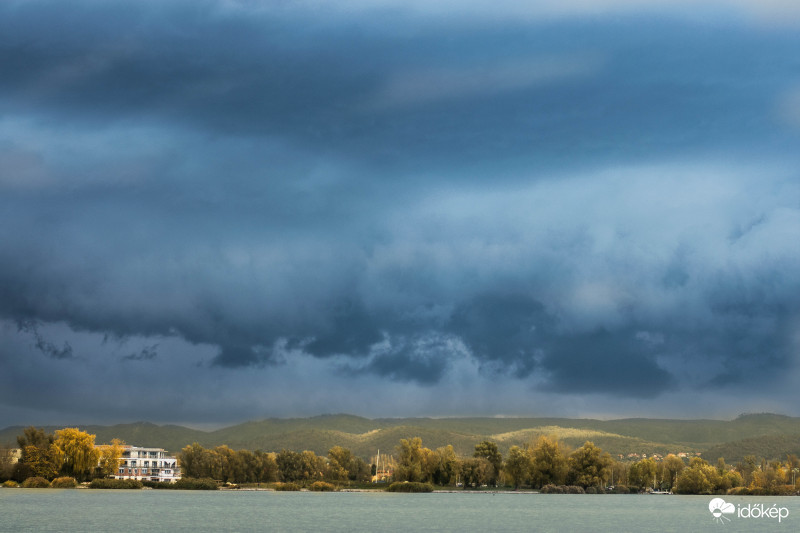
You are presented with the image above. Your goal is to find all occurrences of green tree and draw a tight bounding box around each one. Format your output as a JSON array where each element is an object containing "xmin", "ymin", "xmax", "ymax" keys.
[
  {"xmin": 348, "ymin": 456, "xmax": 370, "ymax": 482},
  {"xmin": 473, "ymin": 441, "xmax": 502, "ymax": 486},
  {"xmin": 327, "ymin": 446, "xmax": 352, "ymax": 481},
  {"xmin": 675, "ymin": 457, "xmax": 718, "ymax": 494},
  {"xmin": 276, "ymin": 450, "xmax": 305, "ymax": 482},
  {"xmin": 253, "ymin": 451, "xmax": 278, "ymax": 484},
  {"xmin": 395, "ymin": 437, "xmax": 424, "ymax": 482},
  {"xmin": 180, "ymin": 442, "xmax": 214, "ymax": 479},
  {"xmin": 460, "ymin": 457, "xmax": 492, "ymax": 488},
  {"xmin": 567, "ymin": 441, "xmax": 612, "ymax": 489},
  {"xmin": 662, "ymin": 454, "xmax": 684, "ymax": 490},
  {"xmin": 300, "ymin": 450, "xmax": 325, "ymax": 481},
  {"xmin": 54, "ymin": 428, "xmax": 100, "ymax": 482},
  {"xmin": 737, "ymin": 455, "xmax": 758, "ymax": 487},
  {"xmin": 431, "ymin": 445, "xmax": 460, "ymax": 486},
  {"xmin": 504, "ymin": 445, "xmax": 529, "ymax": 489},
  {"xmin": 629, "ymin": 458, "xmax": 658, "ymax": 490}
]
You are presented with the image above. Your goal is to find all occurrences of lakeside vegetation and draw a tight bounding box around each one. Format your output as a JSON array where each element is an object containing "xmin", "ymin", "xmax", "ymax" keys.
[{"xmin": 2, "ymin": 416, "xmax": 800, "ymax": 495}]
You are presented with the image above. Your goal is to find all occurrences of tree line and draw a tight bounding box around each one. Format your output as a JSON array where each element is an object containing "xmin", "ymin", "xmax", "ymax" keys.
[
  {"xmin": 3, "ymin": 426, "xmax": 800, "ymax": 495},
  {"xmin": 178, "ymin": 443, "xmax": 370, "ymax": 484},
  {"xmin": 378, "ymin": 436, "xmax": 800, "ymax": 495},
  {"xmin": 1, "ymin": 427, "xmax": 122, "ymax": 483}
]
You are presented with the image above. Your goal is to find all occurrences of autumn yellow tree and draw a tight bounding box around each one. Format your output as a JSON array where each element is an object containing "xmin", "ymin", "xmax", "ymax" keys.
[
  {"xmin": 54, "ymin": 428, "xmax": 101, "ymax": 482},
  {"xmin": 96, "ymin": 438, "xmax": 124, "ymax": 478},
  {"xmin": 529, "ymin": 436, "xmax": 569, "ymax": 488}
]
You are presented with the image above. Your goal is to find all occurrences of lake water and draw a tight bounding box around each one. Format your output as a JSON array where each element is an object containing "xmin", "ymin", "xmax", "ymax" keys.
[{"xmin": 1, "ymin": 490, "xmax": 797, "ymax": 532}]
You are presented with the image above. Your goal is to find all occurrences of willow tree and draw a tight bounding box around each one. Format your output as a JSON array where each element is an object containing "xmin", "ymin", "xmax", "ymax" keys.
[
  {"xmin": 54, "ymin": 428, "xmax": 101, "ymax": 482},
  {"xmin": 395, "ymin": 437, "xmax": 425, "ymax": 482}
]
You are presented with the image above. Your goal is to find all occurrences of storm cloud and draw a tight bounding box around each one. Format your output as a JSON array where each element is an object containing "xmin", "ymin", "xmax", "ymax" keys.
[{"xmin": 1, "ymin": 0, "xmax": 799, "ymax": 425}]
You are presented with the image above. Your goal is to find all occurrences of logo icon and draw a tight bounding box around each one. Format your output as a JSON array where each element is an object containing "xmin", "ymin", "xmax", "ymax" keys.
[{"xmin": 709, "ymin": 498, "xmax": 736, "ymax": 524}]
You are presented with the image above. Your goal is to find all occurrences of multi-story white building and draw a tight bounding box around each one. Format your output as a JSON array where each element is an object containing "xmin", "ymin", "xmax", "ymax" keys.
[{"xmin": 115, "ymin": 445, "xmax": 181, "ymax": 483}]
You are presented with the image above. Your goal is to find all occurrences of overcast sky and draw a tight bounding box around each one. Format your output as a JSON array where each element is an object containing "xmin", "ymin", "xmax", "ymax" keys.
[{"xmin": 1, "ymin": 0, "xmax": 799, "ymax": 427}]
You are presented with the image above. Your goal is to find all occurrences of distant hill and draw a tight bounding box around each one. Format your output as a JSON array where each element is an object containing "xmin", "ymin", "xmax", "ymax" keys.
[
  {"xmin": 701, "ymin": 433, "xmax": 800, "ymax": 464},
  {"xmin": 3, "ymin": 413, "xmax": 800, "ymax": 460}
]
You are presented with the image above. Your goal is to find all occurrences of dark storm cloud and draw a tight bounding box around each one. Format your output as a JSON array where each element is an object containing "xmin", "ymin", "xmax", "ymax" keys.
[
  {"xmin": 1, "ymin": 0, "xmax": 800, "ymax": 424},
  {"xmin": 16, "ymin": 320, "xmax": 74, "ymax": 360},
  {"xmin": 540, "ymin": 328, "xmax": 674, "ymax": 398},
  {"xmin": 2, "ymin": 0, "xmax": 795, "ymax": 177},
  {"xmin": 447, "ymin": 293, "xmax": 555, "ymax": 377},
  {"xmin": 122, "ymin": 344, "xmax": 159, "ymax": 362}
]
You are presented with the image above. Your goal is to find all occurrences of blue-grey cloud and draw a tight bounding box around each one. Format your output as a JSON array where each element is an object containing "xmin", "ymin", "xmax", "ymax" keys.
[{"xmin": 1, "ymin": 0, "xmax": 799, "ymax": 425}]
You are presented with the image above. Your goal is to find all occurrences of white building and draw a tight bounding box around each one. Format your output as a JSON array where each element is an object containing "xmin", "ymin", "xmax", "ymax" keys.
[{"xmin": 115, "ymin": 445, "xmax": 181, "ymax": 483}]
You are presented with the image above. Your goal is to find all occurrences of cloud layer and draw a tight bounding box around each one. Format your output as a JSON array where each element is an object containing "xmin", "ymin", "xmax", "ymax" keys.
[{"xmin": 1, "ymin": 0, "xmax": 799, "ymax": 425}]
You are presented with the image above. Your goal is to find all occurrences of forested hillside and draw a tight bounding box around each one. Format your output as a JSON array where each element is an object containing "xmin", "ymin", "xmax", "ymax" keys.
[{"xmin": 3, "ymin": 413, "xmax": 799, "ymax": 460}]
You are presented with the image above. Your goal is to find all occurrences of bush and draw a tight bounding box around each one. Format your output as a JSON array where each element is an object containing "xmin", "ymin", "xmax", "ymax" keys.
[
  {"xmin": 274, "ymin": 482, "xmax": 302, "ymax": 491},
  {"xmin": 540, "ymin": 484, "xmax": 564, "ymax": 494},
  {"xmin": 22, "ymin": 477, "xmax": 51, "ymax": 488},
  {"xmin": 583, "ymin": 486, "xmax": 596, "ymax": 494},
  {"xmin": 173, "ymin": 478, "xmax": 218, "ymax": 490},
  {"xmin": 386, "ymin": 482, "xmax": 434, "ymax": 493},
  {"xmin": 89, "ymin": 478, "xmax": 143, "ymax": 489},
  {"xmin": 3, "ymin": 480, "xmax": 19, "ymax": 488},
  {"xmin": 608, "ymin": 485, "xmax": 632, "ymax": 494},
  {"xmin": 51, "ymin": 477, "xmax": 78, "ymax": 488},
  {"xmin": 309, "ymin": 481, "xmax": 336, "ymax": 492}
]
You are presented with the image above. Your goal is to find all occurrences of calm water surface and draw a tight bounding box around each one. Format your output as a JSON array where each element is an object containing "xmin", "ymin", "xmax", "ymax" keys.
[{"xmin": 1, "ymin": 490, "xmax": 798, "ymax": 532}]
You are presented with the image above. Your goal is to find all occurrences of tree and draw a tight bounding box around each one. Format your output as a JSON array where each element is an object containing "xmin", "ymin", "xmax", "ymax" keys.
[
  {"xmin": 327, "ymin": 446, "xmax": 352, "ymax": 481},
  {"xmin": 253, "ymin": 451, "xmax": 278, "ymax": 484},
  {"xmin": 675, "ymin": 458, "xmax": 717, "ymax": 494},
  {"xmin": 17, "ymin": 427, "xmax": 54, "ymax": 461},
  {"xmin": 629, "ymin": 458, "xmax": 658, "ymax": 490},
  {"xmin": 473, "ymin": 441, "xmax": 502, "ymax": 486},
  {"xmin": 530, "ymin": 436, "xmax": 568, "ymax": 488},
  {"xmin": 96, "ymin": 438, "xmax": 124, "ymax": 478},
  {"xmin": 0, "ymin": 446, "xmax": 17, "ymax": 482},
  {"xmin": 460, "ymin": 457, "xmax": 492, "ymax": 488},
  {"xmin": 348, "ymin": 457, "xmax": 370, "ymax": 482},
  {"xmin": 737, "ymin": 455, "xmax": 758, "ymax": 487},
  {"xmin": 395, "ymin": 438, "xmax": 424, "ymax": 482},
  {"xmin": 431, "ymin": 445, "xmax": 460, "ymax": 486},
  {"xmin": 567, "ymin": 441, "xmax": 612, "ymax": 489},
  {"xmin": 662, "ymin": 454, "xmax": 684, "ymax": 490},
  {"xmin": 14, "ymin": 427, "xmax": 62, "ymax": 481},
  {"xmin": 300, "ymin": 450, "xmax": 325, "ymax": 481},
  {"xmin": 180, "ymin": 442, "xmax": 215, "ymax": 479},
  {"xmin": 276, "ymin": 450, "xmax": 305, "ymax": 482},
  {"xmin": 23, "ymin": 445, "xmax": 62, "ymax": 480},
  {"xmin": 54, "ymin": 428, "xmax": 100, "ymax": 482},
  {"xmin": 504, "ymin": 446, "xmax": 529, "ymax": 489}
]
